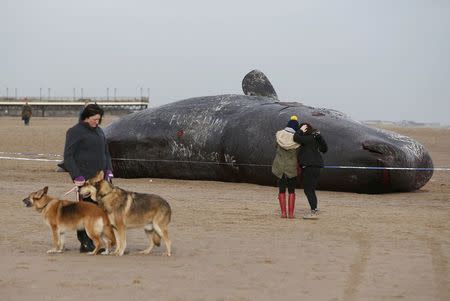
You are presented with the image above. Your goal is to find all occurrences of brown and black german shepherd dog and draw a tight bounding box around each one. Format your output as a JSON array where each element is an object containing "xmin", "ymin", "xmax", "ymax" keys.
[
  {"xmin": 22, "ymin": 186, "xmax": 116, "ymax": 255},
  {"xmin": 79, "ymin": 171, "xmax": 172, "ymax": 256}
]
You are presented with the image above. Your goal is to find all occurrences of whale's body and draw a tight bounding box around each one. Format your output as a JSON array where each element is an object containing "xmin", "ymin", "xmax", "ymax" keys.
[{"xmin": 105, "ymin": 85, "xmax": 433, "ymax": 193}]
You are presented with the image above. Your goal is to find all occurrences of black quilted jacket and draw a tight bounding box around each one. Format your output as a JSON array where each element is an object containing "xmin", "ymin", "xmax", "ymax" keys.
[
  {"xmin": 293, "ymin": 131, "xmax": 328, "ymax": 167},
  {"xmin": 63, "ymin": 122, "xmax": 112, "ymax": 180}
]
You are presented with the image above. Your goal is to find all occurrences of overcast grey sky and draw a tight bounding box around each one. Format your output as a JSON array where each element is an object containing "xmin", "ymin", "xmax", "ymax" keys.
[{"xmin": 2, "ymin": 0, "xmax": 449, "ymax": 124}]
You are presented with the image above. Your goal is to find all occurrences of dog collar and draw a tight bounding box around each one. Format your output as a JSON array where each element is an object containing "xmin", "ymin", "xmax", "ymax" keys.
[{"xmin": 36, "ymin": 201, "xmax": 50, "ymax": 212}]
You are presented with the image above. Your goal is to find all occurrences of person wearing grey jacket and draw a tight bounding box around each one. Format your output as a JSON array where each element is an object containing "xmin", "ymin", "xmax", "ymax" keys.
[
  {"xmin": 271, "ymin": 116, "xmax": 300, "ymax": 218},
  {"xmin": 63, "ymin": 103, "xmax": 113, "ymax": 252}
]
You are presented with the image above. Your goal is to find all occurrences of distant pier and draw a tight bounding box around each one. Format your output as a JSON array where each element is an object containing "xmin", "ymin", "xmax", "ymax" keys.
[{"xmin": 0, "ymin": 97, "xmax": 149, "ymax": 117}]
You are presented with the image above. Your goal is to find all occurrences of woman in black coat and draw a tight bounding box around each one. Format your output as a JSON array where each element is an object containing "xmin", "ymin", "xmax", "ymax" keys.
[
  {"xmin": 293, "ymin": 122, "xmax": 328, "ymax": 219},
  {"xmin": 63, "ymin": 104, "xmax": 113, "ymax": 252}
]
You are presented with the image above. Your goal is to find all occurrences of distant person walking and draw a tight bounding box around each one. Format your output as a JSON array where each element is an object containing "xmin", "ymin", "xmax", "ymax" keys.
[
  {"xmin": 293, "ymin": 122, "xmax": 328, "ymax": 219},
  {"xmin": 271, "ymin": 116, "xmax": 300, "ymax": 218},
  {"xmin": 63, "ymin": 103, "xmax": 114, "ymax": 252},
  {"xmin": 21, "ymin": 102, "xmax": 32, "ymax": 126}
]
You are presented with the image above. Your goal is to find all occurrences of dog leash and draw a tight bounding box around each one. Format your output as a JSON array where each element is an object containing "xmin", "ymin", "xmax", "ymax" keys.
[{"xmin": 62, "ymin": 186, "xmax": 79, "ymax": 201}]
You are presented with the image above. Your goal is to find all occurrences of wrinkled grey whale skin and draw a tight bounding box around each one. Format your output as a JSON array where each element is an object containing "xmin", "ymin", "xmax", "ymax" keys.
[{"xmin": 105, "ymin": 95, "xmax": 433, "ymax": 193}]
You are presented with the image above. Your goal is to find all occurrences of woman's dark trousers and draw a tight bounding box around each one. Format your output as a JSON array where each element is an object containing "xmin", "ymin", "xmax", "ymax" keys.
[
  {"xmin": 302, "ymin": 167, "xmax": 321, "ymax": 210},
  {"xmin": 77, "ymin": 196, "xmax": 96, "ymax": 252}
]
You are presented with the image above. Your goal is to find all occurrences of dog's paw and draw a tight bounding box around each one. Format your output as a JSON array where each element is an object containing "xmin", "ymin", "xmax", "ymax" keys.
[
  {"xmin": 101, "ymin": 250, "xmax": 110, "ymax": 255},
  {"xmin": 138, "ymin": 249, "xmax": 152, "ymax": 255},
  {"xmin": 46, "ymin": 249, "xmax": 58, "ymax": 254},
  {"xmin": 114, "ymin": 250, "xmax": 125, "ymax": 256}
]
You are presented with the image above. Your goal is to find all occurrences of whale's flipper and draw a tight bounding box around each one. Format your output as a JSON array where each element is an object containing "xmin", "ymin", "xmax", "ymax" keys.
[{"xmin": 242, "ymin": 70, "xmax": 278, "ymax": 100}]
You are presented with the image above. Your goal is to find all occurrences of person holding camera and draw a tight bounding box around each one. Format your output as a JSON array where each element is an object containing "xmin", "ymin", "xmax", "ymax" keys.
[{"xmin": 293, "ymin": 122, "xmax": 328, "ymax": 219}]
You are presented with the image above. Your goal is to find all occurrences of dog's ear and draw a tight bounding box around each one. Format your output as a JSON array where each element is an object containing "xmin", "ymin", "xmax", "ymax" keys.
[
  {"xmin": 35, "ymin": 186, "xmax": 48, "ymax": 199},
  {"xmin": 96, "ymin": 170, "xmax": 105, "ymax": 182}
]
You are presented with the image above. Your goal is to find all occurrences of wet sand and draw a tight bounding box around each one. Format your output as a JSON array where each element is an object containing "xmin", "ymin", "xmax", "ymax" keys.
[{"xmin": 0, "ymin": 116, "xmax": 449, "ymax": 301}]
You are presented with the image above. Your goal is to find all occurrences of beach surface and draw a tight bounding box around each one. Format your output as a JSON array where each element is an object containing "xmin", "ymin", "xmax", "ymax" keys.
[{"xmin": 0, "ymin": 116, "xmax": 449, "ymax": 301}]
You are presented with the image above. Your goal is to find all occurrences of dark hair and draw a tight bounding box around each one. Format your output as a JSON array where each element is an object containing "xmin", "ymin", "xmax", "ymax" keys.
[
  {"xmin": 80, "ymin": 104, "xmax": 104, "ymax": 124},
  {"xmin": 299, "ymin": 122, "xmax": 315, "ymax": 135}
]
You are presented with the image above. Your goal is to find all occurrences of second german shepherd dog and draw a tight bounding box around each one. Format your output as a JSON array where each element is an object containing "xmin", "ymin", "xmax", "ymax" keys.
[
  {"xmin": 22, "ymin": 186, "xmax": 116, "ymax": 255},
  {"xmin": 79, "ymin": 171, "xmax": 172, "ymax": 256}
]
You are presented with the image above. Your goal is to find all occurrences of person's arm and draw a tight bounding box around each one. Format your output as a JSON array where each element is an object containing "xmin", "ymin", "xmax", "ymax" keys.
[
  {"xmin": 105, "ymin": 147, "xmax": 113, "ymax": 170},
  {"xmin": 105, "ymin": 139, "xmax": 113, "ymax": 171},
  {"xmin": 293, "ymin": 132, "xmax": 315, "ymax": 145},
  {"xmin": 313, "ymin": 132, "xmax": 328, "ymax": 153},
  {"xmin": 99, "ymin": 128, "xmax": 113, "ymax": 181},
  {"xmin": 63, "ymin": 127, "xmax": 82, "ymax": 179}
]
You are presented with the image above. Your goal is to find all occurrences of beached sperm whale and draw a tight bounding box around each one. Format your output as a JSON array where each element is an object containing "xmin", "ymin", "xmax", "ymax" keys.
[{"xmin": 105, "ymin": 70, "xmax": 433, "ymax": 193}]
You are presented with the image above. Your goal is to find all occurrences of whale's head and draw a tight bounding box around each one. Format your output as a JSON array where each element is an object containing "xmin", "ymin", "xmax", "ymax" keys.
[{"xmin": 276, "ymin": 104, "xmax": 434, "ymax": 193}]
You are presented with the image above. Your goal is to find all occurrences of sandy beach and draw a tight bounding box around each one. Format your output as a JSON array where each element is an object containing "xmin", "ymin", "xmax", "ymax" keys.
[{"xmin": 0, "ymin": 116, "xmax": 449, "ymax": 301}]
